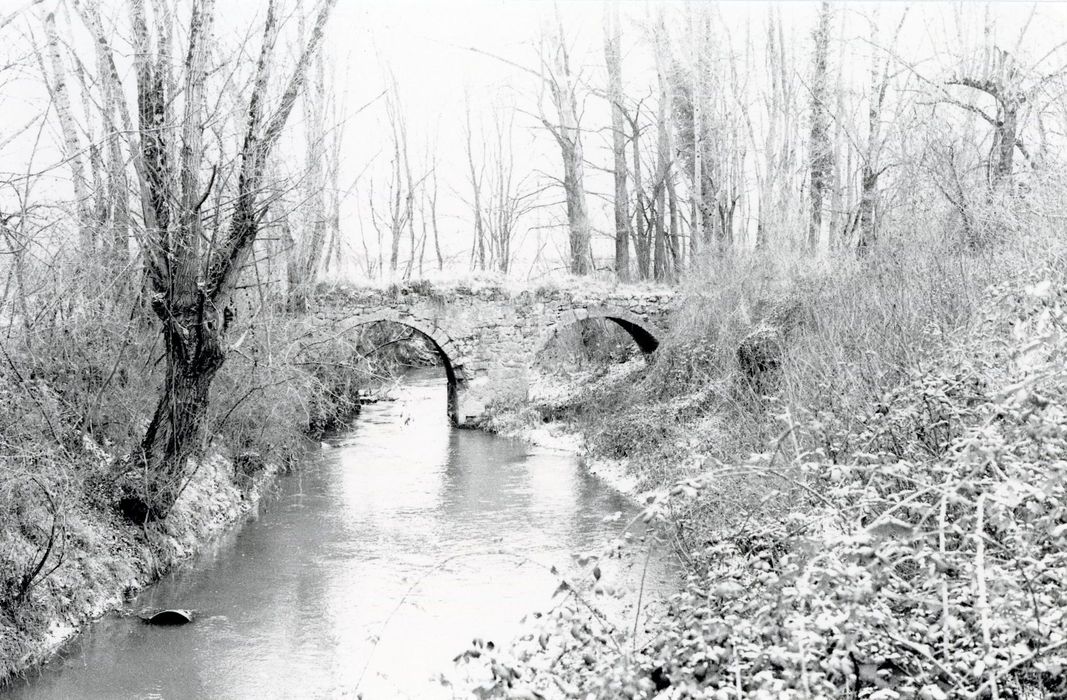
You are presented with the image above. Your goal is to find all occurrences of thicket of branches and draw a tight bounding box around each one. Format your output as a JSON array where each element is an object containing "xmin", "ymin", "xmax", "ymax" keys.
[{"xmin": 348, "ymin": 4, "xmax": 1067, "ymax": 283}]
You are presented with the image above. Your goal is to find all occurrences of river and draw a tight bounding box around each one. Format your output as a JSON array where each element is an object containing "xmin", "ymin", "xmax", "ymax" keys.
[{"xmin": 6, "ymin": 368, "xmax": 673, "ymax": 699}]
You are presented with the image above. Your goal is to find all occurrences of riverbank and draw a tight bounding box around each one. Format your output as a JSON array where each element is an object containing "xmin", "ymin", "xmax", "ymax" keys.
[
  {"xmin": 483, "ymin": 358, "xmax": 699, "ymax": 476},
  {"xmin": 490, "ymin": 416, "xmax": 634, "ymax": 496},
  {"xmin": 0, "ymin": 303, "xmax": 422, "ymax": 687},
  {"xmin": 0, "ymin": 453, "xmax": 280, "ymax": 686},
  {"xmin": 471, "ymin": 240, "xmax": 1067, "ymax": 697}
]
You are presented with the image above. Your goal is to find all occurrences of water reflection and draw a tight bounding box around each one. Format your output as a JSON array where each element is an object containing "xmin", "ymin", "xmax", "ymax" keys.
[{"xmin": 6, "ymin": 369, "xmax": 673, "ymax": 699}]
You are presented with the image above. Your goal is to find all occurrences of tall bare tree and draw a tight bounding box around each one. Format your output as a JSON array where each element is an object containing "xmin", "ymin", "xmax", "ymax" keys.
[
  {"xmin": 603, "ymin": 2, "xmax": 631, "ymax": 281},
  {"xmin": 807, "ymin": 1, "xmax": 833, "ymax": 251},
  {"xmin": 540, "ymin": 10, "xmax": 592, "ymax": 275},
  {"xmin": 650, "ymin": 10, "xmax": 681, "ymax": 281},
  {"xmin": 464, "ymin": 96, "xmax": 487, "ymax": 271},
  {"xmin": 688, "ymin": 5, "xmax": 704, "ymax": 262},
  {"xmin": 751, "ymin": 10, "xmax": 795, "ymax": 249},
  {"xmin": 73, "ymin": 0, "xmax": 131, "ymax": 263},
  {"xmin": 121, "ymin": 0, "xmax": 336, "ymax": 520},
  {"xmin": 368, "ymin": 72, "xmax": 419, "ymax": 279},
  {"xmin": 37, "ymin": 11, "xmax": 92, "ymax": 250},
  {"xmin": 286, "ymin": 0, "xmax": 329, "ymax": 311},
  {"xmin": 856, "ymin": 8, "xmax": 907, "ymax": 249}
]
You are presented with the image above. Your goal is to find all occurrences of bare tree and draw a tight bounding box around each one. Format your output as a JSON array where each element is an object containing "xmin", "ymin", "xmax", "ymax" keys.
[
  {"xmin": 484, "ymin": 108, "xmax": 538, "ymax": 273},
  {"xmin": 807, "ymin": 1, "xmax": 833, "ymax": 251},
  {"xmin": 856, "ymin": 8, "xmax": 908, "ymax": 249},
  {"xmin": 367, "ymin": 72, "xmax": 420, "ymax": 279},
  {"xmin": 942, "ymin": 42, "xmax": 1051, "ymax": 189},
  {"xmin": 540, "ymin": 10, "xmax": 592, "ymax": 275},
  {"xmin": 426, "ymin": 147, "xmax": 444, "ymax": 272},
  {"xmin": 650, "ymin": 10, "xmax": 683, "ymax": 281},
  {"xmin": 653, "ymin": 25, "xmax": 672, "ymax": 283},
  {"xmin": 751, "ymin": 10, "xmax": 797, "ymax": 249},
  {"xmin": 72, "ymin": 0, "xmax": 131, "ymax": 263},
  {"xmin": 121, "ymin": 0, "xmax": 336, "ymax": 520},
  {"xmin": 625, "ymin": 104, "xmax": 651, "ymax": 280},
  {"xmin": 464, "ymin": 96, "xmax": 487, "ymax": 271},
  {"xmin": 36, "ymin": 11, "xmax": 91, "ymax": 250},
  {"xmin": 688, "ymin": 5, "xmax": 704, "ymax": 261},
  {"xmin": 285, "ymin": 0, "xmax": 329, "ymax": 311},
  {"xmin": 603, "ymin": 2, "xmax": 631, "ymax": 281}
]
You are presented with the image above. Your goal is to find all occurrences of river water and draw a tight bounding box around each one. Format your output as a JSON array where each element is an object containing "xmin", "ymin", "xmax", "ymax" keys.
[{"xmin": 7, "ymin": 369, "xmax": 673, "ymax": 699}]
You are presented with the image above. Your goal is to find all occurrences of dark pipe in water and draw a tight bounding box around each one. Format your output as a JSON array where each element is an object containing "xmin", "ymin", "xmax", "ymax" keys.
[{"xmin": 142, "ymin": 609, "xmax": 194, "ymax": 626}]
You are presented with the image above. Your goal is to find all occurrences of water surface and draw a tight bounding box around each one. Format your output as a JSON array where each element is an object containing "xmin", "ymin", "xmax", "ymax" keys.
[{"xmin": 7, "ymin": 369, "xmax": 671, "ymax": 699}]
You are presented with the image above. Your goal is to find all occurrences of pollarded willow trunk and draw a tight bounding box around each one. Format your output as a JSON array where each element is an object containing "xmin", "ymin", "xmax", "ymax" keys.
[
  {"xmin": 118, "ymin": 0, "xmax": 336, "ymax": 521},
  {"xmin": 122, "ymin": 302, "xmax": 226, "ymax": 522}
]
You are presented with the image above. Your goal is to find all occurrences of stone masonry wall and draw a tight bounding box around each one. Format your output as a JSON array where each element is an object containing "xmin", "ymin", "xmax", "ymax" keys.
[{"xmin": 309, "ymin": 281, "xmax": 673, "ymax": 426}]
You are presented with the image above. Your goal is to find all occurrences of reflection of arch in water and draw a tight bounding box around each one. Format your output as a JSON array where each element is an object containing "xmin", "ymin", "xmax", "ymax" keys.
[
  {"xmin": 335, "ymin": 310, "xmax": 466, "ymax": 425},
  {"xmin": 533, "ymin": 305, "xmax": 662, "ymax": 361}
]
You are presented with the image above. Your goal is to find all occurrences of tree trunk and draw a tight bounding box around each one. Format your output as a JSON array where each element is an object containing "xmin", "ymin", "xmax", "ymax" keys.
[
  {"xmin": 857, "ymin": 7, "xmax": 905, "ymax": 248},
  {"xmin": 543, "ymin": 12, "xmax": 592, "ymax": 276},
  {"xmin": 994, "ymin": 102, "xmax": 1018, "ymax": 187},
  {"xmin": 857, "ymin": 167, "xmax": 878, "ymax": 250},
  {"xmin": 807, "ymin": 2, "xmax": 832, "ymax": 252},
  {"xmin": 42, "ymin": 12, "xmax": 92, "ymax": 251},
  {"xmin": 561, "ymin": 140, "xmax": 592, "ymax": 275},
  {"xmin": 464, "ymin": 101, "xmax": 486, "ymax": 271},
  {"xmin": 653, "ymin": 26, "xmax": 671, "ymax": 282},
  {"xmin": 631, "ymin": 116, "xmax": 650, "ymax": 280},
  {"xmin": 604, "ymin": 4, "xmax": 630, "ymax": 282},
  {"xmin": 667, "ymin": 171, "xmax": 681, "ymax": 280},
  {"xmin": 689, "ymin": 5, "xmax": 703, "ymax": 263},
  {"xmin": 429, "ymin": 160, "xmax": 443, "ymax": 271},
  {"xmin": 294, "ymin": 4, "xmax": 327, "ymax": 301},
  {"xmin": 124, "ymin": 303, "xmax": 225, "ymax": 522},
  {"xmin": 73, "ymin": 0, "xmax": 132, "ymax": 263},
  {"xmin": 125, "ymin": 0, "xmax": 335, "ymax": 520}
]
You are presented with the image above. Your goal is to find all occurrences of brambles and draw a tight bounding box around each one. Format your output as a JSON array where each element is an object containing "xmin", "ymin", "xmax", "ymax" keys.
[{"xmin": 473, "ymin": 237, "xmax": 1067, "ymax": 696}]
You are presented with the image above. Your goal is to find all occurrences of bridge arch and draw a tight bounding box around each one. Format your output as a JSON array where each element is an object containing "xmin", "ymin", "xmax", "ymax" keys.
[
  {"xmin": 332, "ymin": 310, "xmax": 467, "ymax": 425},
  {"xmin": 533, "ymin": 305, "xmax": 662, "ymax": 362}
]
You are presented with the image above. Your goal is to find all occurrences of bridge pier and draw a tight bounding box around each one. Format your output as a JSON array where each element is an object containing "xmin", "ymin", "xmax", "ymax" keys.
[
  {"xmin": 452, "ymin": 365, "xmax": 531, "ymax": 428},
  {"xmin": 447, "ymin": 377, "xmax": 461, "ymax": 426},
  {"xmin": 454, "ymin": 383, "xmax": 485, "ymax": 428}
]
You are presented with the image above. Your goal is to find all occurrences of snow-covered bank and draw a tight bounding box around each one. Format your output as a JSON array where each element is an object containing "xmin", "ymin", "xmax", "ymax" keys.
[
  {"xmin": 0, "ymin": 455, "xmax": 280, "ymax": 687},
  {"xmin": 511, "ymin": 423, "xmax": 644, "ymax": 499},
  {"xmin": 488, "ymin": 362, "xmax": 658, "ymax": 501}
]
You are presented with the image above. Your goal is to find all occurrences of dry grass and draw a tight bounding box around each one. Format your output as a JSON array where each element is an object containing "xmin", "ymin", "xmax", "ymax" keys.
[{"xmin": 512, "ymin": 194, "xmax": 1067, "ymax": 502}]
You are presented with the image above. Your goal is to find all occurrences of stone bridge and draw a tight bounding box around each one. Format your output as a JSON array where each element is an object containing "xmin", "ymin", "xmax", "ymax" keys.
[{"xmin": 307, "ymin": 281, "xmax": 674, "ymax": 426}]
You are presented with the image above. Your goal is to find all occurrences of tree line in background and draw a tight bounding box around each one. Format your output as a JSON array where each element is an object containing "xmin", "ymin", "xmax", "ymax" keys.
[
  {"xmin": 588, "ymin": 2, "xmax": 1066, "ymax": 280},
  {"xmin": 6, "ymin": 3, "xmax": 1066, "ymax": 306},
  {"xmin": 350, "ymin": 2, "xmax": 1067, "ymax": 283}
]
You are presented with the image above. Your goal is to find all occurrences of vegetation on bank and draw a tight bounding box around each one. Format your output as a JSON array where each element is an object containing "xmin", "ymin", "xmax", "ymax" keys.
[
  {"xmin": 0, "ymin": 263, "xmax": 434, "ymax": 684},
  {"xmin": 470, "ymin": 219, "xmax": 1067, "ymax": 698}
]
